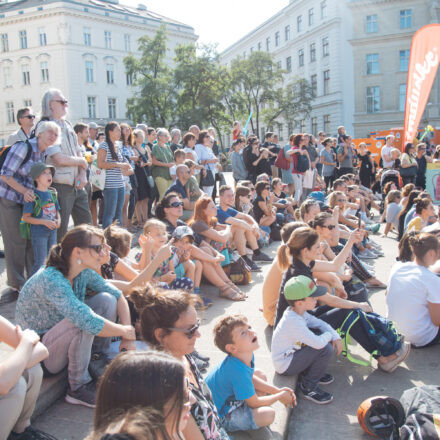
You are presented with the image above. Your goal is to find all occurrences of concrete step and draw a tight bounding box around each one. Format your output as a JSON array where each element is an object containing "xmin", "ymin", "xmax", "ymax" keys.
[{"xmin": 33, "ymin": 372, "xmax": 68, "ymax": 420}]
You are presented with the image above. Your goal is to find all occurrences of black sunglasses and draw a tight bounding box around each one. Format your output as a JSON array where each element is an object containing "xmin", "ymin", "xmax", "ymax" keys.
[
  {"xmin": 323, "ymin": 225, "xmax": 336, "ymax": 230},
  {"xmin": 85, "ymin": 244, "xmax": 105, "ymax": 254},
  {"xmin": 23, "ymin": 114, "xmax": 35, "ymax": 119},
  {"xmin": 170, "ymin": 201, "xmax": 184, "ymax": 208},
  {"xmin": 54, "ymin": 99, "xmax": 68, "ymax": 105},
  {"xmin": 167, "ymin": 319, "xmax": 200, "ymax": 339}
]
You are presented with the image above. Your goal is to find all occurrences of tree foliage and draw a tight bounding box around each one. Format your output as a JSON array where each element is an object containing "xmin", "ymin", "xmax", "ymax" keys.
[{"xmin": 124, "ymin": 27, "xmax": 314, "ymax": 140}]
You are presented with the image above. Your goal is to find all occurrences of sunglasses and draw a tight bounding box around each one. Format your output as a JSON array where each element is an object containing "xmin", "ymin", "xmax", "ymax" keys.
[
  {"xmin": 170, "ymin": 201, "xmax": 184, "ymax": 208},
  {"xmin": 264, "ymin": 186, "xmax": 270, "ymax": 190},
  {"xmin": 167, "ymin": 319, "xmax": 200, "ymax": 339},
  {"xmin": 23, "ymin": 114, "xmax": 35, "ymax": 119},
  {"xmin": 54, "ymin": 99, "xmax": 68, "ymax": 105},
  {"xmin": 336, "ymin": 199, "xmax": 346, "ymax": 203},
  {"xmin": 323, "ymin": 225, "xmax": 336, "ymax": 230},
  {"xmin": 85, "ymin": 244, "xmax": 106, "ymax": 254}
]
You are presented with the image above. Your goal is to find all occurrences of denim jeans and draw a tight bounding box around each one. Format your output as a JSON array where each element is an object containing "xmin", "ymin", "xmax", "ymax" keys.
[
  {"xmin": 30, "ymin": 228, "xmax": 57, "ymax": 276},
  {"xmin": 102, "ymin": 186, "xmax": 125, "ymax": 228}
]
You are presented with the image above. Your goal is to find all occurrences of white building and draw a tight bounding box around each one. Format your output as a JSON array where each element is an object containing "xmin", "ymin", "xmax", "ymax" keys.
[
  {"xmin": 0, "ymin": 0, "xmax": 197, "ymax": 145},
  {"xmin": 220, "ymin": 0, "xmax": 354, "ymax": 140}
]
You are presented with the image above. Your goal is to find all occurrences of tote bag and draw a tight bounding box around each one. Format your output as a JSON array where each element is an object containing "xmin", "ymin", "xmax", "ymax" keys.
[{"xmin": 89, "ymin": 160, "xmax": 106, "ymax": 190}]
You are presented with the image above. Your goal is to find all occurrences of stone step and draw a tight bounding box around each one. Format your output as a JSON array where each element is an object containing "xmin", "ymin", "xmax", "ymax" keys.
[{"xmin": 33, "ymin": 372, "xmax": 68, "ymax": 420}]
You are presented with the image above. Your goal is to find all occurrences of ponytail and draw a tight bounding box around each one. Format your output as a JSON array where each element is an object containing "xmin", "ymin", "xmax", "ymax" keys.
[
  {"xmin": 45, "ymin": 244, "xmax": 69, "ymax": 275},
  {"xmin": 277, "ymin": 244, "xmax": 291, "ymax": 271},
  {"xmin": 105, "ymin": 122, "xmax": 120, "ymax": 161}
]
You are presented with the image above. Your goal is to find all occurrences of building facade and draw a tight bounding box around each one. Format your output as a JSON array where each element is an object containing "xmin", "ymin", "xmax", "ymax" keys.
[
  {"xmin": 220, "ymin": 0, "xmax": 355, "ymax": 140},
  {"xmin": 0, "ymin": 0, "xmax": 196, "ymax": 145},
  {"xmin": 349, "ymin": 0, "xmax": 440, "ymax": 137}
]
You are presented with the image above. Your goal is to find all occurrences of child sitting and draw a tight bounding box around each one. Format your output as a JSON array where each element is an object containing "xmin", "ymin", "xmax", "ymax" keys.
[
  {"xmin": 22, "ymin": 163, "xmax": 60, "ymax": 275},
  {"xmin": 271, "ymin": 275, "xmax": 341, "ymax": 405},
  {"xmin": 170, "ymin": 149, "xmax": 186, "ymax": 181},
  {"xmin": 206, "ymin": 315, "xmax": 296, "ymax": 433}
]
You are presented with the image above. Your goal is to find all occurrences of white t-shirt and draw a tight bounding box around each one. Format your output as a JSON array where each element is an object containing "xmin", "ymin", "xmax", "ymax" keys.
[
  {"xmin": 386, "ymin": 262, "xmax": 440, "ymax": 346},
  {"xmin": 386, "ymin": 202, "xmax": 402, "ymax": 229},
  {"xmin": 381, "ymin": 145, "xmax": 394, "ymax": 168},
  {"xmin": 184, "ymin": 147, "xmax": 200, "ymax": 175}
]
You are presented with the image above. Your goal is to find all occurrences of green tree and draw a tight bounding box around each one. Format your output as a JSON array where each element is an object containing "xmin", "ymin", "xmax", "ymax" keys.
[{"xmin": 123, "ymin": 24, "xmax": 176, "ymax": 127}]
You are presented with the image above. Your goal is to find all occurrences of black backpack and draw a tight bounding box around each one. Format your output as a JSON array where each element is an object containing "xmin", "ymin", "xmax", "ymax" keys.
[
  {"xmin": 0, "ymin": 139, "xmax": 33, "ymax": 172},
  {"xmin": 296, "ymin": 152, "xmax": 310, "ymax": 172}
]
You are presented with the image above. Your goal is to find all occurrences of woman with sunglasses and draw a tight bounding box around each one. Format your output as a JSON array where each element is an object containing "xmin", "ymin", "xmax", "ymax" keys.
[
  {"xmin": 131, "ymin": 287, "xmax": 230, "ymax": 440},
  {"xmin": 15, "ymin": 225, "xmax": 137, "ymax": 408},
  {"xmin": 92, "ymin": 351, "xmax": 195, "ymax": 440}
]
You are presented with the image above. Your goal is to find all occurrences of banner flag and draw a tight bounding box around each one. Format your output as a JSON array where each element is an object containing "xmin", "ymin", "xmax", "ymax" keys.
[{"xmin": 403, "ymin": 24, "xmax": 440, "ymax": 145}]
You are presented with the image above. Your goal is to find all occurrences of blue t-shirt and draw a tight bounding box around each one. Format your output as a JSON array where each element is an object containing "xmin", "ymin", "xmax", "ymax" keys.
[
  {"xmin": 23, "ymin": 189, "xmax": 60, "ymax": 235},
  {"xmin": 205, "ymin": 355, "xmax": 255, "ymax": 418},
  {"xmin": 216, "ymin": 206, "xmax": 238, "ymax": 224},
  {"xmin": 165, "ymin": 178, "xmax": 187, "ymax": 200}
]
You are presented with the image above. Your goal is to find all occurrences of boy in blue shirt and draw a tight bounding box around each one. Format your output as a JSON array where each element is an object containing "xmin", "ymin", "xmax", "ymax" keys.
[
  {"xmin": 23, "ymin": 163, "xmax": 60, "ymax": 275},
  {"xmin": 206, "ymin": 315, "xmax": 296, "ymax": 433}
]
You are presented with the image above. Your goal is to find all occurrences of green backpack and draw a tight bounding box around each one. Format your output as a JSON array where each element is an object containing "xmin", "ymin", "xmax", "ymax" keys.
[{"xmin": 20, "ymin": 190, "xmax": 58, "ymax": 240}]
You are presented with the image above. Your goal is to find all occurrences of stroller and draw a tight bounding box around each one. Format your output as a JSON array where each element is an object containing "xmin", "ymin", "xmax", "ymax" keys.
[{"xmin": 379, "ymin": 169, "xmax": 401, "ymax": 213}]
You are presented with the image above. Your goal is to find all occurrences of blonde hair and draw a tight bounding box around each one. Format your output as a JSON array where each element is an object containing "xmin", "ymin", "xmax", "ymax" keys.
[
  {"xmin": 143, "ymin": 219, "xmax": 167, "ymax": 235},
  {"xmin": 328, "ymin": 191, "xmax": 345, "ymax": 209}
]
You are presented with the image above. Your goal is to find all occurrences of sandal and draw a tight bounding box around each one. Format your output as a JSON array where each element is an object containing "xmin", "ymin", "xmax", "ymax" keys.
[
  {"xmin": 219, "ymin": 284, "xmax": 246, "ymax": 301},
  {"xmin": 227, "ymin": 280, "xmax": 248, "ymax": 298}
]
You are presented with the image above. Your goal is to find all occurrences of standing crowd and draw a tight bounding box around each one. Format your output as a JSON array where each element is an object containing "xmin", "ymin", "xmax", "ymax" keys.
[{"xmin": 0, "ymin": 89, "xmax": 438, "ymax": 440}]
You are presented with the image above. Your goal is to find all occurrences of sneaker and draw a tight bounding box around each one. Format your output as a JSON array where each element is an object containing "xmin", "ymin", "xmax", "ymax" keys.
[
  {"xmin": 245, "ymin": 257, "xmax": 262, "ymax": 272},
  {"xmin": 65, "ymin": 381, "xmax": 96, "ymax": 408},
  {"xmin": 378, "ymin": 342, "xmax": 411, "ymax": 373},
  {"xmin": 88, "ymin": 352, "xmax": 112, "ymax": 380},
  {"xmin": 252, "ymin": 251, "xmax": 272, "ymax": 263},
  {"xmin": 318, "ymin": 373, "xmax": 334, "ymax": 385},
  {"xmin": 193, "ymin": 290, "xmax": 213, "ymax": 310},
  {"xmin": 358, "ymin": 249, "xmax": 377, "ymax": 260},
  {"xmin": 299, "ymin": 383, "xmax": 333, "ymax": 404},
  {"xmin": 8, "ymin": 426, "xmax": 57, "ymax": 440}
]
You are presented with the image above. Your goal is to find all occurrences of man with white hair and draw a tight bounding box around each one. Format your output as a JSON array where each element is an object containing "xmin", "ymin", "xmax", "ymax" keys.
[
  {"xmin": 40, "ymin": 89, "xmax": 92, "ymax": 241},
  {"xmin": 7, "ymin": 108, "xmax": 35, "ymax": 145}
]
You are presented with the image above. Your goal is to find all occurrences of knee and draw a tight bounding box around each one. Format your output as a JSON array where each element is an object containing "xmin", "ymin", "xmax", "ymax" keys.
[
  {"xmin": 255, "ymin": 407, "xmax": 275, "ymax": 428},
  {"xmin": 90, "ymin": 292, "xmax": 118, "ymax": 318},
  {"xmin": 195, "ymin": 260, "xmax": 203, "ymax": 270},
  {"xmin": 253, "ymin": 369, "xmax": 267, "ymax": 382},
  {"xmin": 322, "ymin": 342, "xmax": 334, "ymax": 359}
]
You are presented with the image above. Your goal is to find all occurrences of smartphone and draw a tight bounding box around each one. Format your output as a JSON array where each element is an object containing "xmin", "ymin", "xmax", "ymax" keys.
[{"xmin": 357, "ymin": 213, "xmax": 361, "ymax": 229}]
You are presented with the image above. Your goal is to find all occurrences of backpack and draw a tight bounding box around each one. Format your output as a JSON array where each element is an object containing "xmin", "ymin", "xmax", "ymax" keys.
[
  {"xmin": 0, "ymin": 139, "xmax": 33, "ymax": 173},
  {"xmin": 20, "ymin": 189, "xmax": 58, "ymax": 240},
  {"xmin": 296, "ymin": 152, "xmax": 310, "ymax": 173},
  {"xmin": 337, "ymin": 309, "xmax": 402, "ymax": 367},
  {"xmin": 274, "ymin": 149, "xmax": 290, "ymax": 170}
]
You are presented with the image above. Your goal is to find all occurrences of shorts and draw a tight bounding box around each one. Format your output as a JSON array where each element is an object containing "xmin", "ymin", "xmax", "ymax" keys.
[
  {"xmin": 92, "ymin": 190, "xmax": 103, "ymax": 200},
  {"xmin": 221, "ymin": 403, "xmax": 259, "ymax": 432}
]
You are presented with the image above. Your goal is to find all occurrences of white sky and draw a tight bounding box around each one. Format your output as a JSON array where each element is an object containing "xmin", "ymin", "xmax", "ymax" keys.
[{"xmin": 123, "ymin": 0, "xmax": 289, "ymax": 51}]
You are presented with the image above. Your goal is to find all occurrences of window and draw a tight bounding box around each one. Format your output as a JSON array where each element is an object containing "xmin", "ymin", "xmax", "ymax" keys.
[
  {"xmin": 323, "ymin": 114, "xmax": 330, "ymax": 133},
  {"xmin": 6, "ymin": 102, "xmax": 15, "ymax": 124},
  {"xmin": 106, "ymin": 64, "xmax": 114, "ymax": 84},
  {"xmin": 104, "ymin": 31, "xmax": 111, "ymax": 49},
  {"xmin": 298, "ymin": 49, "xmax": 304, "ymax": 67},
  {"xmin": 275, "ymin": 31, "xmax": 280, "ymax": 47},
  {"xmin": 3, "ymin": 66, "xmax": 11, "ymax": 87},
  {"xmin": 85, "ymin": 61, "xmax": 94, "ymax": 83},
  {"xmin": 366, "ymin": 15, "xmax": 378, "ymax": 33},
  {"xmin": 366, "ymin": 53, "xmax": 379, "ymax": 74},
  {"xmin": 286, "ymin": 56, "xmax": 292, "ymax": 73},
  {"xmin": 24, "ymin": 99, "xmax": 32, "ymax": 107},
  {"xmin": 300, "ymin": 120, "xmax": 306, "ymax": 133},
  {"xmin": 124, "ymin": 34, "xmax": 131, "ymax": 52},
  {"xmin": 266, "ymin": 37, "xmax": 270, "ymax": 51},
  {"xmin": 288, "ymin": 121, "xmax": 294, "ymax": 135},
  {"xmin": 309, "ymin": 8, "xmax": 314, "ymax": 26},
  {"xmin": 399, "ymin": 49, "xmax": 410, "ymax": 71},
  {"xmin": 40, "ymin": 61, "xmax": 49, "ymax": 82},
  {"xmin": 250, "ymin": 47, "xmax": 254, "ymax": 53},
  {"xmin": 108, "ymin": 98, "xmax": 116, "ymax": 119},
  {"xmin": 277, "ymin": 61, "xmax": 281, "ymax": 69},
  {"xmin": 366, "ymin": 86, "xmax": 380, "ymax": 113},
  {"xmin": 1, "ymin": 34, "xmax": 8, "ymax": 52},
  {"xmin": 399, "ymin": 84, "xmax": 406, "ymax": 112},
  {"xmin": 257, "ymin": 42, "xmax": 262, "ymax": 51},
  {"xmin": 87, "ymin": 96, "xmax": 96, "ymax": 118},
  {"xmin": 311, "ymin": 74, "xmax": 317, "ymax": 97},
  {"xmin": 323, "ymin": 70, "xmax": 330, "ymax": 95},
  {"xmin": 400, "ymin": 9, "xmax": 412, "ymax": 29},
  {"xmin": 242, "ymin": 51, "xmax": 246, "ymax": 59},
  {"xmin": 297, "ymin": 15, "xmax": 302, "ymax": 32},
  {"xmin": 83, "ymin": 27, "xmax": 91, "ymax": 46},
  {"xmin": 285, "ymin": 25, "xmax": 290, "ymax": 41},
  {"xmin": 38, "ymin": 27, "xmax": 47, "ymax": 46},
  {"xmin": 321, "ymin": 0, "xmax": 327, "ymax": 19},
  {"xmin": 19, "ymin": 30, "xmax": 27, "ymax": 49},
  {"xmin": 311, "ymin": 117, "xmax": 318, "ymax": 135},
  {"xmin": 310, "ymin": 43, "xmax": 316, "ymax": 62},
  {"xmin": 22, "ymin": 64, "xmax": 30, "ymax": 85},
  {"xmin": 126, "ymin": 72, "xmax": 133, "ymax": 86},
  {"xmin": 322, "ymin": 37, "xmax": 329, "ymax": 57}
]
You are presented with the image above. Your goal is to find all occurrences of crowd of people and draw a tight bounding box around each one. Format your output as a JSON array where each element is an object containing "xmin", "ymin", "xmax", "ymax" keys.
[{"xmin": 0, "ymin": 88, "xmax": 439, "ymax": 440}]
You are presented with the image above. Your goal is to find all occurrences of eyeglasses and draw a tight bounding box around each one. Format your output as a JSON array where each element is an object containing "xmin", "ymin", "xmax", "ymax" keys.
[
  {"xmin": 167, "ymin": 319, "xmax": 200, "ymax": 339},
  {"xmin": 53, "ymin": 99, "xmax": 68, "ymax": 105},
  {"xmin": 85, "ymin": 244, "xmax": 106, "ymax": 254},
  {"xmin": 336, "ymin": 199, "xmax": 346, "ymax": 203},
  {"xmin": 323, "ymin": 225, "xmax": 336, "ymax": 230},
  {"xmin": 23, "ymin": 115, "xmax": 35, "ymax": 119},
  {"xmin": 170, "ymin": 201, "xmax": 184, "ymax": 208}
]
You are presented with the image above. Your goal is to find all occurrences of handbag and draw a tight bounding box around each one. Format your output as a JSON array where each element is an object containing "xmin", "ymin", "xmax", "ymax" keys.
[
  {"xmin": 274, "ymin": 149, "xmax": 290, "ymax": 170},
  {"xmin": 303, "ymin": 169, "xmax": 314, "ymax": 189},
  {"xmin": 89, "ymin": 159, "xmax": 106, "ymax": 190},
  {"xmin": 399, "ymin": 164, "xmax": 417, "ymax": 177},
  {"xmin": 200, "ymin": 169, "xmax": 215, "ymax": 187},
  {"xmin": 223, "ymin": 257, "xmax": 251, "ymax": 285}
]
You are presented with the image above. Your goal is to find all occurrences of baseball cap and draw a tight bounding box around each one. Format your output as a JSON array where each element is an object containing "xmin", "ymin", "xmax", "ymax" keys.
[
  {"xmin": 30, "ymin": 162, "xmax": 55, "ymax": 180},
  {"xmin": 172, "ymin": 225, "xmax": 194, "ymax": 240},
  {"xmin": 88, "ymin": 122, "xmax": 101, "ymax": 129},
  {"xmin": 284, "ymin": 275, "xmax": 327, "ymax": 301}
]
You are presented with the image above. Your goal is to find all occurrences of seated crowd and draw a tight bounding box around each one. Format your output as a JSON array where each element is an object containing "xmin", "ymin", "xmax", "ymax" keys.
[{"xmin": 0, "ymin": 95, "xmax": 438, "ymax": 440}]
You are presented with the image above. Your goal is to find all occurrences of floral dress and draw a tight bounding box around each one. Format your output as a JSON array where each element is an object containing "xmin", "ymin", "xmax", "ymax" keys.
[{"xmin": 187, "ymin": 355, "xmax": 230, "ymax": 439}]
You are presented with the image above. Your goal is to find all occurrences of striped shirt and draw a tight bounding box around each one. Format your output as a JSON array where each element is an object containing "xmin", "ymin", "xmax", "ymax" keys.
[{"xmin": 99, "ymin": 141, "xmax": 125, "ymax": 189}]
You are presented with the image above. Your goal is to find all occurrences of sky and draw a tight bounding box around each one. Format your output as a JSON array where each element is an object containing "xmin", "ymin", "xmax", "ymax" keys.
[{"xmin": 123, "ymin": 0, "xmax": 289, "ymax": 52}]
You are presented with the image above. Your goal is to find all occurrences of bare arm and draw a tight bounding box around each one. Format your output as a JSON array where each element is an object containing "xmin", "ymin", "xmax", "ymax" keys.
[
  {"xmin": 97, "ymin": 148, "xmax": 126, "ymax": 171},
  {"xmin": 182, "ymin": 415, "xmax": 205, "ymax": 440},
  {"xmin": 50, "ymin": 152, "xmax": 88, "ymax": 169},
  {"xmin": 428, "ymin": 302, "xmax": 440, "ymax": 326}
]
